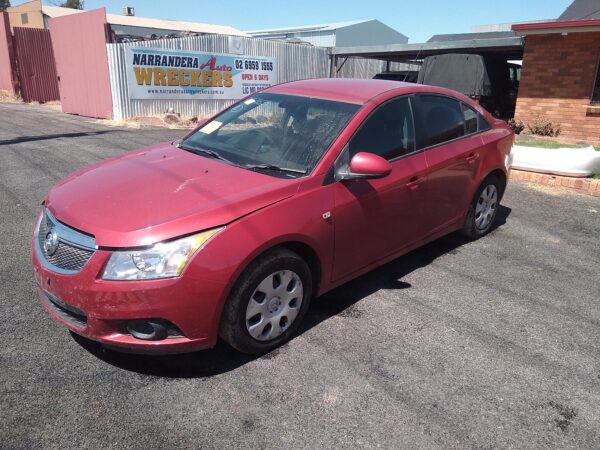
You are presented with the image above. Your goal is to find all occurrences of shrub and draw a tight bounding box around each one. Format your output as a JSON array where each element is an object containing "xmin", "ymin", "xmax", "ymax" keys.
[
  {"xmin": 507, "ymin": 119, "xmax": 525, "ymax": 135},
  {"xmin": 526, "ymin": 115, "xmax": 561, "ymax": 137}
]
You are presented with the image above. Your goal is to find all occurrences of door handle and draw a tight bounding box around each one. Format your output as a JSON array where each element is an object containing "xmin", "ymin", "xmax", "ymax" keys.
[
  {"xmin": 406, "ymin": 176, "xmax": 425, "ymax": 190},
  {"xmin": 465, "ymin": 152, "xmax": 480, "ymax": 164}
]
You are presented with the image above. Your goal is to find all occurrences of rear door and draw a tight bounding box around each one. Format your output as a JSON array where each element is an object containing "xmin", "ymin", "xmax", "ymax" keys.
[
  {"xmin": 412, "ymin": 94, "xmax": 488, "ymax": 233},
  {"xmin": 331, "ymin": 96, "xmax": 428, "ymax": 281}
]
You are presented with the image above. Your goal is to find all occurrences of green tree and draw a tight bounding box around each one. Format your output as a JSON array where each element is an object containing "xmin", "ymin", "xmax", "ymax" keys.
[
  {"xmin": 60, "ymin": 0, "xmax": 84, "ymax": 9},
  {"xmin": 0, "ymin": 0, "xmax": 11, "ymax": 12}
]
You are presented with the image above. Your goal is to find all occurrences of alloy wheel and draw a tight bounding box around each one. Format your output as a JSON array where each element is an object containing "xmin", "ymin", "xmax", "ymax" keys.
[{"xmin": 475, "ymin": 184, "xmax": 498, "ymax": 230}]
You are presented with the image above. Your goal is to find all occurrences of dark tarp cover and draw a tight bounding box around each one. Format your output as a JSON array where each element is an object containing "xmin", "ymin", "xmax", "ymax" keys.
[{"xmin": 418, "ymin": 53, "xmax": 493, "ymax": 96}]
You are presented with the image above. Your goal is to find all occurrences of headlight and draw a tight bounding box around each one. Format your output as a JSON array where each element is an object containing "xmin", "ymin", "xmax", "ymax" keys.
[{"xmin": 102, "ymin": 227, "xmax": 224, "ymax": 280}]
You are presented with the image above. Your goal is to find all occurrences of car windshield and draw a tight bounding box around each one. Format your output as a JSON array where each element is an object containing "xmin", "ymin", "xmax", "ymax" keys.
[{"xmin": 180, "ymin": 93, "xmax": 360, "ymax": 178}]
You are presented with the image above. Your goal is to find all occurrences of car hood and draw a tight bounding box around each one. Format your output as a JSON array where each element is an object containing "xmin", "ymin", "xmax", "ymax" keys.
[{"xmin": 46, "ymin": 142, "xmax": 300, "ymax": 247}]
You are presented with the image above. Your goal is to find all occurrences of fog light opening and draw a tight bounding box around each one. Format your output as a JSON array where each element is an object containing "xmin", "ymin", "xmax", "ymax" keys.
[
  {"xmin": 125, "ymin": 319, "xmax": 184, "ymax": 340},
  {"xmin": 126, "ymin": 319, "xmax": 168, "ymax": 341}
]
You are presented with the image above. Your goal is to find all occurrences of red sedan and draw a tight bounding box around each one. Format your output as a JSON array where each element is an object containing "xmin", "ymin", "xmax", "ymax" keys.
[{"xmin": 31, "ymin": 79, "xmax": 514, "ymax": 354}]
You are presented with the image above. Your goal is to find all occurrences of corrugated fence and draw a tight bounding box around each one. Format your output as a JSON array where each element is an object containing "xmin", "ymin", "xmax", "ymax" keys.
[
  {"xmin": 107, "ymin": 35, "xmax": 420, "ymax": 120},
  {"xmin": 49, "ymin": 9, "xmax": 113, "ymax": 119},
  {"xmin": 107, "ymin": 36, "xmax": 330, "ymax": 120},
  {"xmin": 12, "ymin": 27, "xmax": 60, "ymax": 102},
  {"xmin": 0, "ymin": 12, "xmax": 17, "ymax": 94},
  {"xmin": 335, "ymin": 57, "xmax": 416, "ymax": 79}
]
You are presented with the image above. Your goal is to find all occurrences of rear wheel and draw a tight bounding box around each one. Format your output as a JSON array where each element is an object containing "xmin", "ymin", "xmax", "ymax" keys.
[
  {"xmin": 461, "ymin": 176, "xmax": 501, "ymax": 239},
  {"xmin": 219, "ymin": 248, "xmax": 312, "ymax": 354}
]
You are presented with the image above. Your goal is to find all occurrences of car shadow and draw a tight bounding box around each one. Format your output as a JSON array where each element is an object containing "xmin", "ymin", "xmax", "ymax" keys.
[
  {"xmin": 72, "ymin": 205, "xmax": 511, "ymax": 378},
  {"xmin": 0, "ymin": 130, "xmax": 113, "ymax": 146}
]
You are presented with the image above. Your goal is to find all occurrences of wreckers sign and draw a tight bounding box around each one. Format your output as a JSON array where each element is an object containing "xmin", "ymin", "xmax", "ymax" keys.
[{"xmin": 125, "ymin": 47, "xmax": 278, "ymax": 100}]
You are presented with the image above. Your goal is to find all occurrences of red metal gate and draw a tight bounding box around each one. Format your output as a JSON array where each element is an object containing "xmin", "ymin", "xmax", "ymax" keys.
[
  {"xmin": 12, "ymin": 27, "xmax": 60, "ymax": 103},
  {"xmin": 0, "ymin": 12, "xmax": 18, "ymax": 95},
  {"xmin": 49, "ymin": 8, "xmax": 113, "ymax": 119}
]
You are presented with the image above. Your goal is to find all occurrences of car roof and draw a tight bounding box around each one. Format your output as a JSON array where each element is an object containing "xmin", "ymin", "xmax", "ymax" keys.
[
  {"xmin": 264, "ymin": 78, "xmax": 416, "ymax": 104},
  {"xmin": 264, "ymin": 78, "xmax": 496, "ymax": 128}
]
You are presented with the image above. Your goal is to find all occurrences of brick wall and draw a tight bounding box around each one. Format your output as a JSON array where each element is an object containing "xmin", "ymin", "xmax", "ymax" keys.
[
  {"xmin": 510, "ymin": 169, "xmax": 600, "ymax": 197},
  {"xmin": 514, "ymin": 32, "xmax": 600, "ymax": 145}
]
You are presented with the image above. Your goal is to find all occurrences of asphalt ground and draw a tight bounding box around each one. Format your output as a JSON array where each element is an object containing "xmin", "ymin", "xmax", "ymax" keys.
[{"xmin": 1, "ymin": 102, "xmax": 599, "ymax": 449}]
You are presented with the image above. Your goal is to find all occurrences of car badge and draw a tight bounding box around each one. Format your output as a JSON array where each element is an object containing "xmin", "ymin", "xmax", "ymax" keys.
[{"xmin": 43, "ymin": 228, "xmax": 59, "ymax": 256}]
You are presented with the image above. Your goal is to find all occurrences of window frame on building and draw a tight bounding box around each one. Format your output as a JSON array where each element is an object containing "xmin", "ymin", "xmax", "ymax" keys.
[{"xmin": 591, "ymin": 51, "xmax": 600, "ymax": 105}]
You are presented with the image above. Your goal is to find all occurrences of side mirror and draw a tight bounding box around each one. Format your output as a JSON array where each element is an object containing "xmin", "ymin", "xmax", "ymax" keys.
[{"xmin": 337, "ymin": 152, "xmax": 392, "ymax": 181}]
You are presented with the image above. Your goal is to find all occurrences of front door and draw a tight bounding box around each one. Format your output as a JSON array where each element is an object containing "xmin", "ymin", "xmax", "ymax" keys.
[{"xmin": 331, "ymin": 96, "xmax": 428, "ymax": 281}]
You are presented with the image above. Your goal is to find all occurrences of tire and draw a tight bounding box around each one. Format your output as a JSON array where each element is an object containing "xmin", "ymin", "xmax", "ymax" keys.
[
  {"xmin": 219, "ymin": 247, "xmax": 312, "ymax": 354},
  {"xmin": 461, "ymin": 175, "xmax": 502, "ymax": 239}
]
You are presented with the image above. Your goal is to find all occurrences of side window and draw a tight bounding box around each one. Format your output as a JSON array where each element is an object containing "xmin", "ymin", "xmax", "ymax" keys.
[
  {"xmin": 417, "ymin": 95, "xmax": 465, "ymax": 147},
  {"xmin": 477, "ymin": 112, "xmax": 491, "ymax": 132},
  {"xmin": 463, "ymin": 104, "xmax": 479, "ymax": 134},
  {"xmin": 462, "ymin": 102, "xmax": 491, "ymax": 135},
  {"xmin": 349, "ymin": 97, "xmax": 415, "ymax": 160}
]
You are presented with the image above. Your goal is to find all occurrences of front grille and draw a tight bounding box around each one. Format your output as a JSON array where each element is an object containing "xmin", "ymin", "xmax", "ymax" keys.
[
  {"xmin": 36, "ymin": 209, "xmax": 95, "ymax": 273},
  {"xmin": 42, "ymin": 290, "xmax": 87, "ymax": 329}
]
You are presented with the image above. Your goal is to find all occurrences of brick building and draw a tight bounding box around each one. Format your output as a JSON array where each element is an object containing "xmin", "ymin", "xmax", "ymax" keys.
[{"xmin": 512, "ymin": 1, "xmax": 600, "ymax": 145}]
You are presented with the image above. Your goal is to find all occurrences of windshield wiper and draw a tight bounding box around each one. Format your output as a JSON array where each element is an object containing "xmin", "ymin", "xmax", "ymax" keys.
[
  {"xmin": 245, "ymin": 163, "xmax": 307, "ymax": 175},
  {"xmin": 176, "ymin": 142, "xmax": 238, "ymax": 167}
]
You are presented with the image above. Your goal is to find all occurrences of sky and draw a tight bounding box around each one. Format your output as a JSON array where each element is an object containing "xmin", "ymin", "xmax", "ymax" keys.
[{"xmin": 51, "ymin": 0, "xmax": 572, "ymax": 42}]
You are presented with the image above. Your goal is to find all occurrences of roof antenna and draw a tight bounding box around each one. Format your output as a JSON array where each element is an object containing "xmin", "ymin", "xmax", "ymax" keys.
[{"xmin": 403, "ymin": 43, "xmax": 425, "ymax": 83}]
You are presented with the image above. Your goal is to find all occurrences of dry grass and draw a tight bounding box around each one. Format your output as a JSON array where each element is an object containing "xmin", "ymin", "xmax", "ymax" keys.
[
  {"xmin": 95, "ymin": 114, "xmax": 202, "ymax": 130},
  {"xmin": 0, "ymin": 90, "xmax": 22, "ymax": 103},
  {"xmin": 42, "ymin": 101, "xmax": 62, "ymax": 111},
  {"xmin": 0, "ymin": 91, "xmax": 62, "ymax": 110},
  {"xmin": 94, "ymin": 118, "xmax": 143, "ymax": 129},
  {"xmin": 161, "ymin": 115, "xmax": 202, "ymax": 129}
]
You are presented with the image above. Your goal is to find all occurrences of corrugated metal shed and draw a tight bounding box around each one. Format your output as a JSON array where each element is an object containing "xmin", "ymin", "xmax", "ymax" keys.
[
  {"xmin": 247, "ymin": 19, "xmax": 408, "ymax": 48},
  {"xmin": 42, "ymin": 5, "xmax": 249, "ymax": 37},
  {"xmin": 558, "ymin": 0, "xmax": 600, "ymax": 20},
  {"xmin": 247, "ymin": 20, "xmax": 371, "ymax": 34},
  {"xmin": 427, "ymin": 31, "xmax": 516, "ymax": 43}
]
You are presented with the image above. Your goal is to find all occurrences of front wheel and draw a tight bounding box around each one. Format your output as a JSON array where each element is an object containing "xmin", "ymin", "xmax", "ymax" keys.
[
  {"xmin": 219, "ymin": 248, "xmax": 312, "ymax": 354},
  {"xmin": 461, "ymin": 176, "xmax": 501, "ymax": 239}
]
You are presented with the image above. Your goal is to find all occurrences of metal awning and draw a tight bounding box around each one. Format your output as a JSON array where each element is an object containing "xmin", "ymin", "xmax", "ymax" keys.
[{"xmin": 331, "ymin": 36, "xmax": 524, "ymax": 61}]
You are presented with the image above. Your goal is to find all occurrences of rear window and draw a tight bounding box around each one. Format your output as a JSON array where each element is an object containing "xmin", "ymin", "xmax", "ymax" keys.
[
  {"xmin": 462, "ymin": 103, "xmax": 491, "ymax": 134},
  {"xmin": 418, "ymin": 95, "xmax": 465, "ymax": 147}
]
